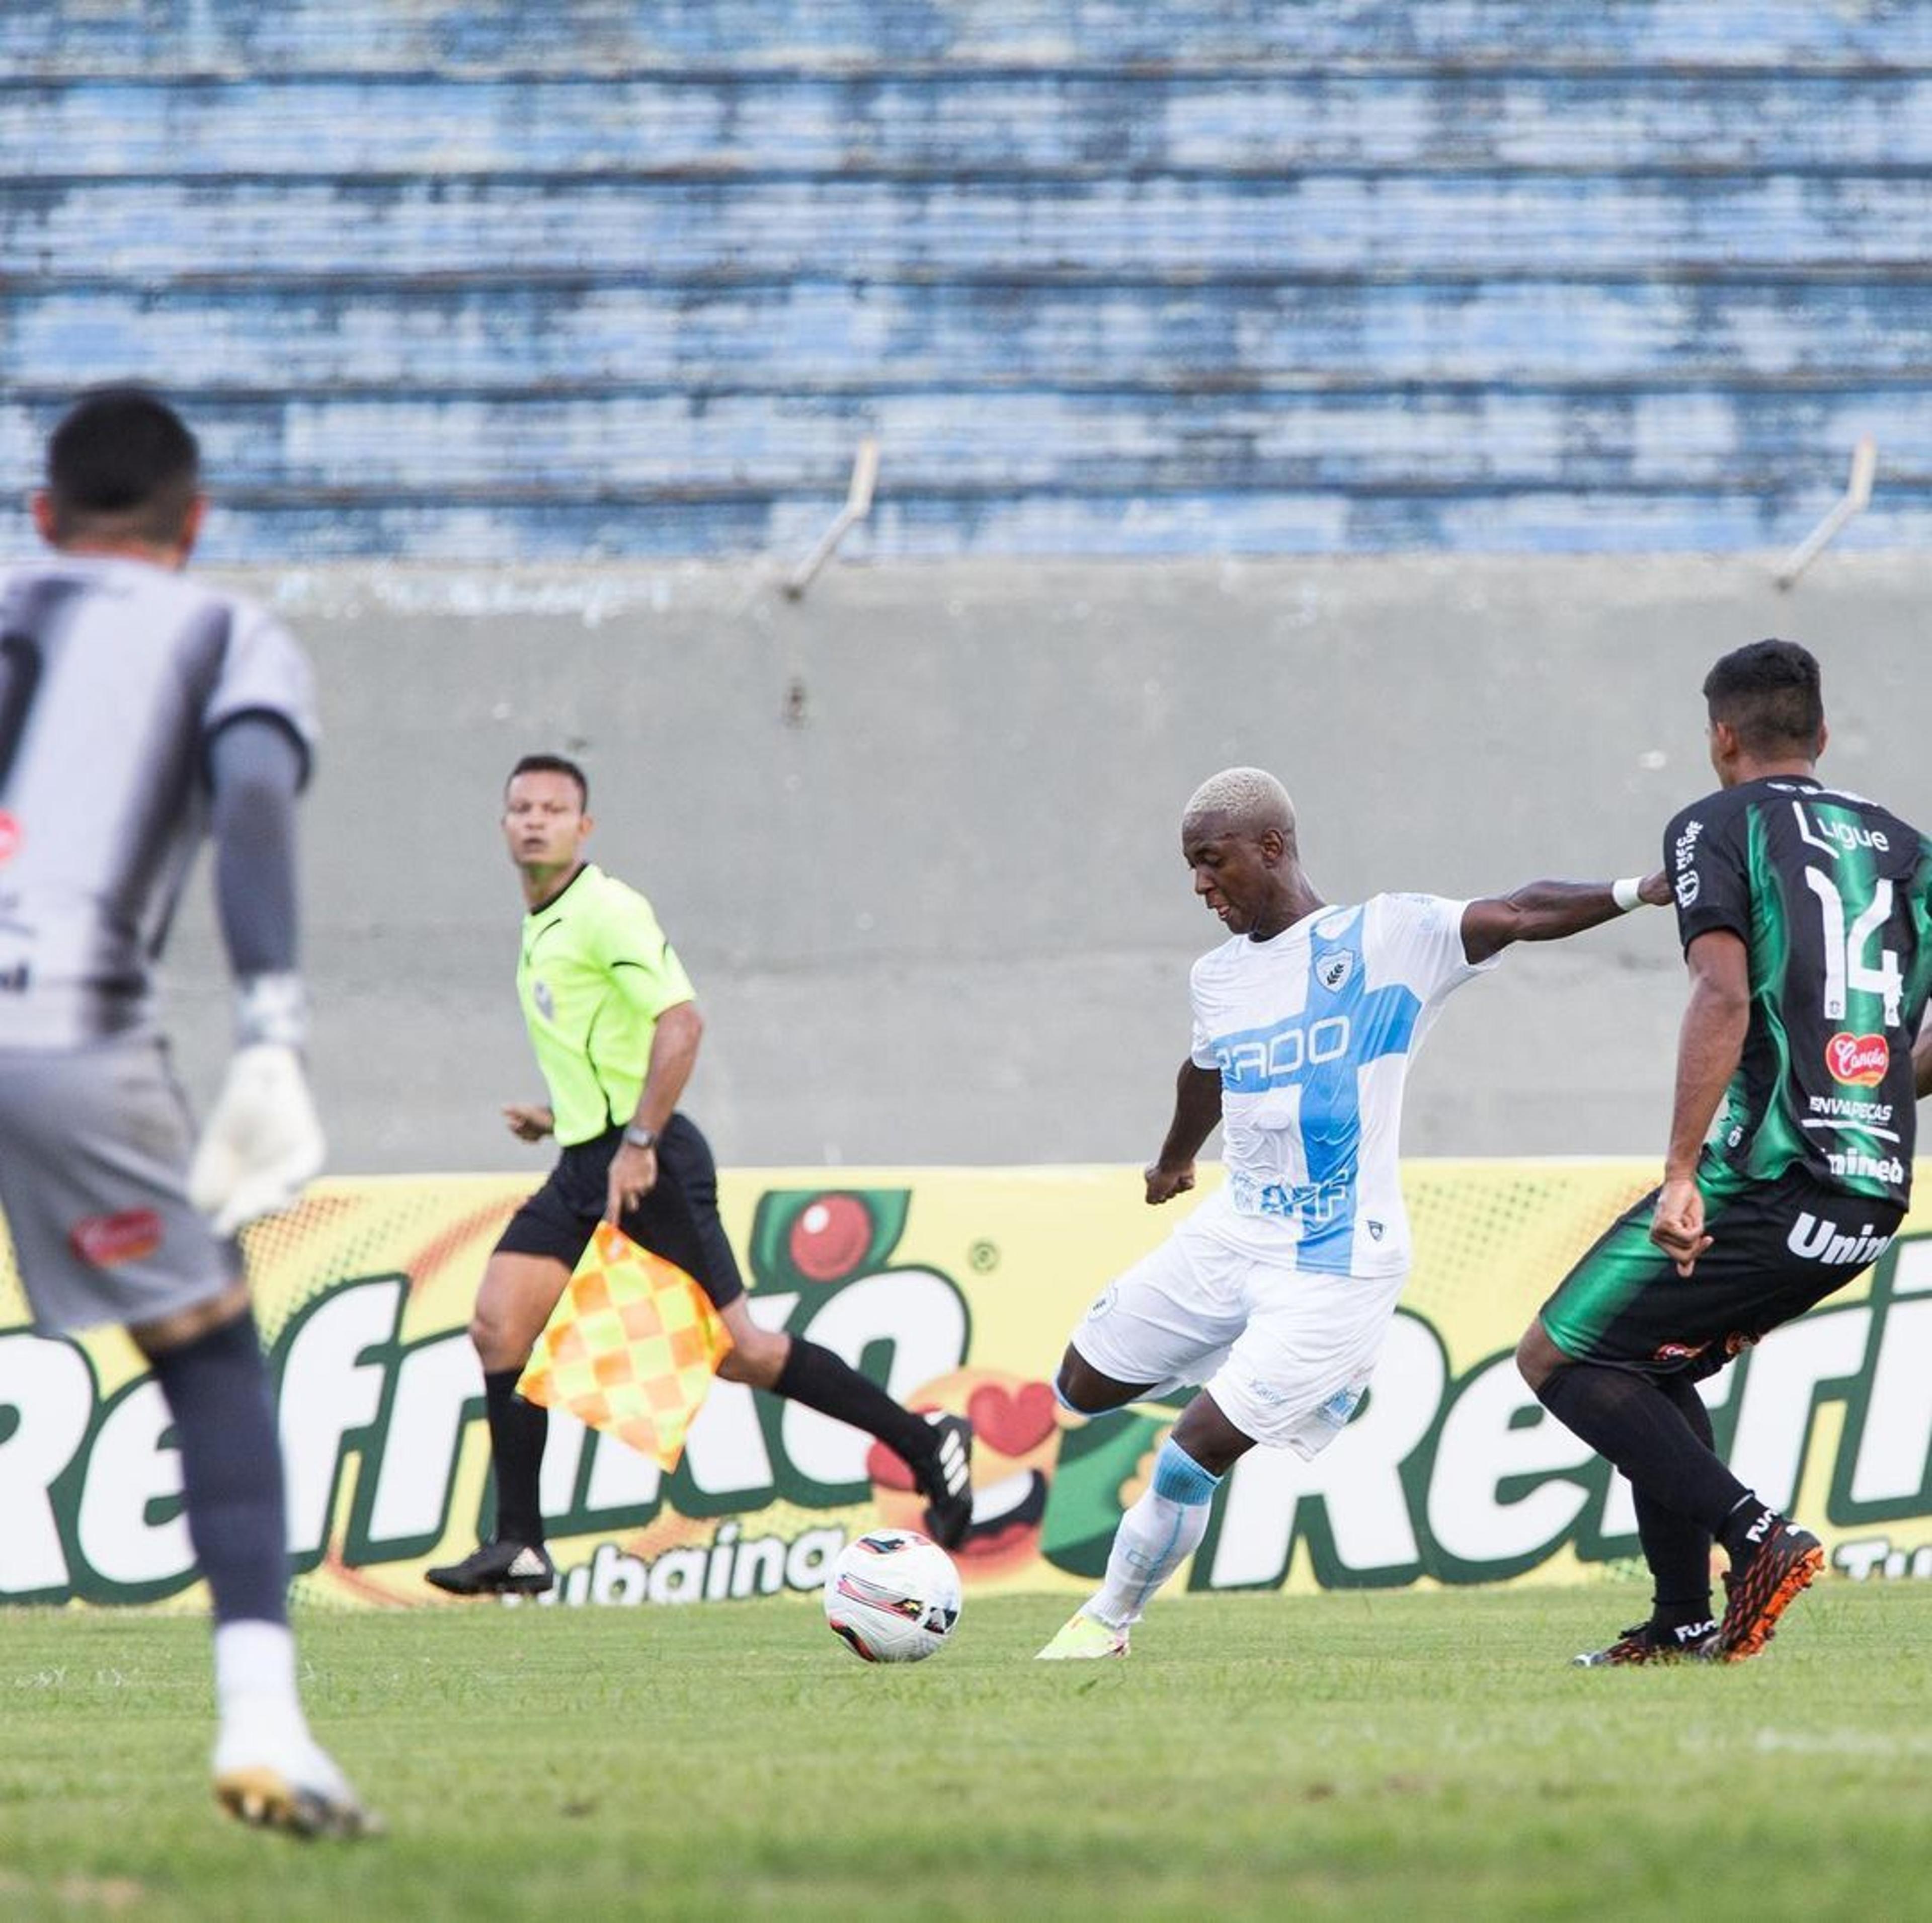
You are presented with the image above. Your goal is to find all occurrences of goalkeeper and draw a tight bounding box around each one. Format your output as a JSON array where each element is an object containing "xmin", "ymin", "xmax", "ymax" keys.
[
  {"xmin": 425, "ymin": 755, "xmax": 972, "ymax": 1599},
  {"xmin": 0, "ymin": 388, "xmax": 368, "ymax": 1837}
]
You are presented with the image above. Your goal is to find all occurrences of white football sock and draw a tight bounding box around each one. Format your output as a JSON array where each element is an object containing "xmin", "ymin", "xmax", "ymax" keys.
[
  {"xmin": 214, "ymin": 1620, "xmax": 309, "ymax": 1752},
  {"xmin": 1087, "ymin": 1439, "xmax": 1222, "ymax": 1629}
]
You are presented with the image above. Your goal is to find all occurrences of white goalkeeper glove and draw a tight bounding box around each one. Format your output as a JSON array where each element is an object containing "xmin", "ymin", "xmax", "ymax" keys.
[{"xmin": 188, "ymin": 976, "xmax": 326, "ymax": 1238}]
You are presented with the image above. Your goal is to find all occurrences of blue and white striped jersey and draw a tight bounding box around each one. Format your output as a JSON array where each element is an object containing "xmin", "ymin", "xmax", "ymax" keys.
[{"xmin": 1187, "ymin": 893, "xmax": 1499, "ymax": 1277}]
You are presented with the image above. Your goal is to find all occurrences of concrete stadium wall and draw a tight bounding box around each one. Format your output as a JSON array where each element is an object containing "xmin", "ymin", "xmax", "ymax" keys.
[
  {"xmin": 150, "ymin": 547, "xmax": 1932, "ymax": 1178},
  {"xmin": 6, "ymin": 1, "xmax": 1932, "ymax": 560}
]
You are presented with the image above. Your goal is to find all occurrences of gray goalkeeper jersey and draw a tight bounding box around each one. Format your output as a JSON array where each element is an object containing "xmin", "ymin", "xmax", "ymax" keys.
[{"xmin": 0, "ymin": 555, "xmax": 318, "ymax": 1049}]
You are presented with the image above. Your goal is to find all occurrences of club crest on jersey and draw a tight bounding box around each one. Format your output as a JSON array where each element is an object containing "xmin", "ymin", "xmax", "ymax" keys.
[
  {"xmin": 1315, "ymin": 949, "xmax": 1354, "ymax": 993},
  {"xmin": 533, "ymin": 979, "xmax": 555, "ymax": 1022},
  {"xmin": 0, "ymin": 811, "xmax": 20, "ymax": 864},
  {"xmin": 1826, "ymin": 1031, "xmax": 1888, "ymax": 1086}
]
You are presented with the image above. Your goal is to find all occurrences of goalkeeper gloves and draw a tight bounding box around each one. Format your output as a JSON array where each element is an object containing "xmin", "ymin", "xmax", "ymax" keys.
[{"xmin": 188, "ymin": 975, "xmax": 326, "ymax": 1238}]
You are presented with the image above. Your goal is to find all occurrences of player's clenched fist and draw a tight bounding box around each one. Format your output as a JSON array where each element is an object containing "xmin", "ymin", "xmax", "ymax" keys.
[{"xmin": 1145, "ymin": 1160, "xmax": 1196, "ymax": 1205}]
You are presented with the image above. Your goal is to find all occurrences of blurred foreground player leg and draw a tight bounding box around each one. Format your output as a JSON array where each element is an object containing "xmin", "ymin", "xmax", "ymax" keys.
[
  {"xmin": 1520, "ymin": 640, "xmax": 1932, "ymax": 1665},
  {"xmin": 426, "ymin": 758, "xmax": 970, "ymax": 1598},
  {"xmin": 1036, "ymin": 768, "xmax": 1669, "ymax": 1658},
  {"xmin": 0, "ymin": 388, "xmax": 373, "ymax": 1837}
]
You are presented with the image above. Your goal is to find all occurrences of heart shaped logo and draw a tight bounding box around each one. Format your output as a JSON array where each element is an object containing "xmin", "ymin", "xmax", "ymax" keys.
[
  {"xmin": 1825, "ymin": 1031, "xmax": 1888, "ymax": 1086},
  {"xmin": 967, "ymin": 1380, "xmax": 1058, "ymax": 1459}
]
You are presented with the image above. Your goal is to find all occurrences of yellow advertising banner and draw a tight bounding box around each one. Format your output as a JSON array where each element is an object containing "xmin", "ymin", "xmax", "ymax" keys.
[{"xmin": 2, "ymin": 1162, "xmax": 1928, "ymax": 1611}]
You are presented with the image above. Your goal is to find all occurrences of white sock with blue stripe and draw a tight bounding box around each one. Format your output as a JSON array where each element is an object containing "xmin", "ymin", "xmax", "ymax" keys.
[{"xmin": 1086, "ymin": 1438, "xmax": 1223, "ymax": 1630}]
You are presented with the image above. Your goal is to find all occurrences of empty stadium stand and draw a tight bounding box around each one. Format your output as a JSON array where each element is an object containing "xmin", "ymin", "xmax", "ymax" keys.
[{"xmin": 4, "ymin": 2, "xmax": 1929, "ymax": 559}]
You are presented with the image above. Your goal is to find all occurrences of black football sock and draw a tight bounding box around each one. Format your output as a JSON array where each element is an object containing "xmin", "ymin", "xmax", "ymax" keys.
[
  {"xmin": 146, "ymin": 1311, "xmax": 288, "ymax": 1626},
  {"xmin": 1634, "ymin": 1490, "xmax": 1717, "ymax": 1628},
  {"xmin": 1537, "ymin": 1361, "xmax": 1749, "ymax": 1535},
  {"xmin": 773, "ymin": 1338, "xmax": 936, "ymax": 1468},
  {"xmin": 1715, "ymin": 1492, "xmax": 1780, "ymax": 1561},
  {"xmin": 485, "ymin": 1367, "xmax": 549, "ymax": 1546},
  {"xmin": 1638, "ymin": 1373, "xmax": 1718, "ymax": 1625}
]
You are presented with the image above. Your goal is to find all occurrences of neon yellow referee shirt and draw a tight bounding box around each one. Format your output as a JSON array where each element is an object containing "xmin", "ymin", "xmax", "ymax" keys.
[{"xmin": 516, "ymin": 863, "xmax": 697, "ymax": 1146}]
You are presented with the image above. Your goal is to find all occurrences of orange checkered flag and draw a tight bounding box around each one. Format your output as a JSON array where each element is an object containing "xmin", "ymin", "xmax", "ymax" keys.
[{"xmin": 516, "ymin": 1223, "xmax": 734, "ymax": 1471}]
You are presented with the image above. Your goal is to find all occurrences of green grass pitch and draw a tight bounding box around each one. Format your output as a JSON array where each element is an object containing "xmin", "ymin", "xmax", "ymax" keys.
[{"xmin": 3, "ymin": 1582, "xmax": 1927, "ymax": 1920}]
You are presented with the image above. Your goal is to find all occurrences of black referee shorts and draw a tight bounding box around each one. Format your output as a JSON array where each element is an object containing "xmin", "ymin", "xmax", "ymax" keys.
[
  {"xmin": 1538, "ymin": 1162, "xmax": 1901, "ymax": 1379},
  {"xmin": 493, "ymin": 1112, "xmax": 746, "ymax": 1310}
]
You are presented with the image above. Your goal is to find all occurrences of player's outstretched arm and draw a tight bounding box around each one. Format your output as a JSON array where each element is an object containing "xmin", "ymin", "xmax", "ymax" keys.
[
  {"xmin": 1460, "ymin": 869, "xmax": 1670, "ymax": 965},
  {"xmin": 1146, "ymin": 1060, "xmax": 1223, "ymax": 1204},
  {"xmin": 189, "ymin": 718, "xmax": 326, "ymax": 1236}
]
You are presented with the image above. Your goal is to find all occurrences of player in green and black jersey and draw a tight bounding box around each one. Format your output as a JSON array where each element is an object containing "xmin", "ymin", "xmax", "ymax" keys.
[
  {"xmin": 1519, "ymin": 640, "xmax": 1932, "ymax": 1666},
  {"xmin": 427, "ymin": 756, "xmax": 972, "ymax": 1599}
]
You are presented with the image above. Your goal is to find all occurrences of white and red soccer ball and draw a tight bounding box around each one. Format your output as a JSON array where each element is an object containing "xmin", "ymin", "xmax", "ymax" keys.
[{"xmin": 822, "ymin": 1528, "xmax": 962, "ymax": 1664}]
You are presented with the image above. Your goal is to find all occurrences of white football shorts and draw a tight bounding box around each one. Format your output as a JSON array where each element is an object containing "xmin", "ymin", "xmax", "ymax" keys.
[{"xmin": 1068, "ymin": 1208, "xmax": 1407, "ymax": 1456}]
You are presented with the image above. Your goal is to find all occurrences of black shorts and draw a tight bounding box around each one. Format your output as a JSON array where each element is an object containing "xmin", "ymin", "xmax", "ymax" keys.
[
  {"xmin": 492, "ymin": 1112, "xmax": 746, "ymax": 1310},
  {"xmin": 1538, "ymin": 1161, "xmax": 1902, "ymax": 1378}
]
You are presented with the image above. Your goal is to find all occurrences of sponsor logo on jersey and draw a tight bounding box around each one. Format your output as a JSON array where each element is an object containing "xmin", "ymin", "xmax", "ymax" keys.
[
  {"xmin": 1826, "ymin": 1031, "xmax": 1889, "ymax": 1086},
  {"xmin": 1671, "ymin": 822, "xmax": 1704, "ymax": 906},
  {"xmin": 1215, "ymin": 1013, "xmax": 1353, "ymax": 1091},
  {"xmin": 0, "ymin": 812, "xmax": 19, "ymax": 864},
  {"xmin": 68, "ymin": 1208, "xmax": 164, "ymax": 1269},
  {"xmin": 1822, "ymin": 1150, "xmax": 1905, "ymax": 1186},
  {"xmin": 0, "ymin": 961, "xmax": 28, "ymax": 993},
  {"xmin": 533, "ymin": 978, "xmax": 555, "ymax": 1022},
  {"xmin": 1236, "ymin": 1169, "xmax": 1354, "ymax": 1227},
  {"xmin": 1652, "ymin": 1339, "xmax": 1710, "ymax": 1364},
  {"xmin": 1808, "ymin": 1092, "xmax": 1895, "ymax": 1125},
  {"xmin": 1315, "ymin": 949, "xmax": 1354, "ymax": 993},
  {"xmin": 1795, "ymin": 806, "xmax": 1889, "ymax": 858},
  {"xmin": 1788, "ymin": 1211, "xmax": 1895, "ymax": 1266}
]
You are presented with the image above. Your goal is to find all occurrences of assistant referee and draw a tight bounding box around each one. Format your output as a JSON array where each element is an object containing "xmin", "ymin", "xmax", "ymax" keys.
[{"xmin": 427, "ymin": 755, "xmax": 971, "ymax": 1596}]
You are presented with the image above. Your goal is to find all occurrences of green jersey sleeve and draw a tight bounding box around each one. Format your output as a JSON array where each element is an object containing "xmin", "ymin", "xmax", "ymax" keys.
[{"xmin": 587, "ymin": 875, "xmax": 697, "ymax": 1022}]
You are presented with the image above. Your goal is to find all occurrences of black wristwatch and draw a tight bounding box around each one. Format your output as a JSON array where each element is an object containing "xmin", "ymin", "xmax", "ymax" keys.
[{"xmin": 622, "ymin": 1125, "xmax": 659, "ymax": 1150}]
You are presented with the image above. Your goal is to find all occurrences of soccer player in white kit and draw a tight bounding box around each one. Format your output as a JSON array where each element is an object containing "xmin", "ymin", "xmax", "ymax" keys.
[
  {"xmin": 1037, "ymin": 768, "xmax": 1668, "ymax": 1658},
  {"xmin": 0, "ymin": 389, "xmax": 374, "ymax": 1832}
]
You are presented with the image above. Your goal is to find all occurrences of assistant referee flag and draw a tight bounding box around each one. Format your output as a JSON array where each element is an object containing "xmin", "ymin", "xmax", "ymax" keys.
[{"xmin": 517, "ymin": 1223, "xmax": 734, "ymax": 1471}]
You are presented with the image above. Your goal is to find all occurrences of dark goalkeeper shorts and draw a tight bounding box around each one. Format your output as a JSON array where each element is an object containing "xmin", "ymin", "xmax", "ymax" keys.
[
  {"xmin": 1538, "ymin": 1161, "xmax": 1903, "ymax": 1379},
  {"xmin": 493, "ymin": 1111, "xmax": 746, "ymax": 1310}
]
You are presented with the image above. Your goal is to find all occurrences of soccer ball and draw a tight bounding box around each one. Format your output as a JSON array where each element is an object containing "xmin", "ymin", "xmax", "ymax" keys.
[{"xmin": 822, "ymin": 1528, "xmax": 962, "ymax": 1663}]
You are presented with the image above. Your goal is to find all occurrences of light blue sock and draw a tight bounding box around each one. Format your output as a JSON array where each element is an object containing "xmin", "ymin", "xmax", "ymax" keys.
[{"xmin": 1089, "ymin": 1438, "xmax": 1223, "ymax": 1629}]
